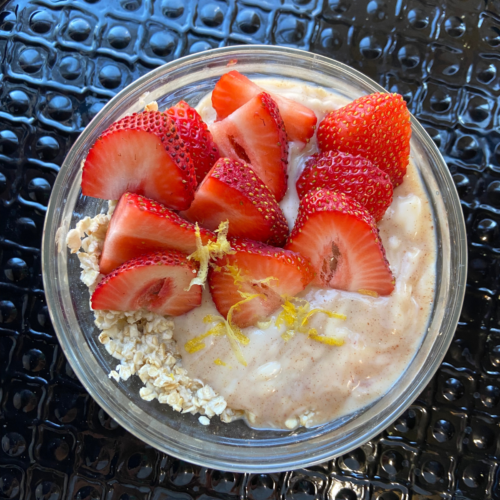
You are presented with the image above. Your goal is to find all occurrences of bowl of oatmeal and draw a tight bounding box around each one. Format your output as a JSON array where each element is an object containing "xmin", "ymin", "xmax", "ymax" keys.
[{"xmin": 42, "ymin": 45, "xmax": 466, "ymax": 472}]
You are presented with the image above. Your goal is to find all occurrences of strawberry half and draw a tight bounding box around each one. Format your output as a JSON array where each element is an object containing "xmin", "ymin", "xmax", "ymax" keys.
[
  {"xmin": 99, "ymin": 192, "xmax": 215, "ymax": 275},
  {"xmin": 181, "ymin": 158, "xmax": 289, "ymax": 246},
  {"xmin": 210, "ymin": 92, "xmax": 288, "ymax": 201},
  {"xmin": 211, "ymin": 70, "xmax": 317, "ymax": 144},
  {"xmin": 317, "ymin": 93, "xmax": 411, "ymax": 187},
  {"xmin": 91, "ymin": 250, "xmax": 202, "ymax": 316},
  {"xmin": 82, "ymin": 111, "xmax": 197, "ymax": 210},
  {"xmin": 285, "ymin": 189, "xmax": 394, "ymax": 296},
  {"xmin": 296, "ymin": 151, "xmax": 393, "ymax": 222},
  {"xmin": 208, "ymin": 238, "xmax": 314, "ymax": 328},
  {"xmin": 166, "ymin": 100, "xmax": 220, "ymax": 184}
]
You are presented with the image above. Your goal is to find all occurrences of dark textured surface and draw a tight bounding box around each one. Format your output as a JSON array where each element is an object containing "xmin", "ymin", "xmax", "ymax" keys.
[{"xmin": 0, "ymin": 0, "xmax": 499, "ymax": 497}]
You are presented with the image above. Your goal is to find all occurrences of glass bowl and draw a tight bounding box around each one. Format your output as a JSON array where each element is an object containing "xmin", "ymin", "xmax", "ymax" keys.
[{"xmin": 42, "ymin": 45, "xmax": 467, "ymax": 472}]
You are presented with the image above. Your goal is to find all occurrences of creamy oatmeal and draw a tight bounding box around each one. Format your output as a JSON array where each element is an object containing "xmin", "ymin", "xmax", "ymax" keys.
[{"xmin": 68, "ymin": 79, "xmax": 436, "ymax": 430}]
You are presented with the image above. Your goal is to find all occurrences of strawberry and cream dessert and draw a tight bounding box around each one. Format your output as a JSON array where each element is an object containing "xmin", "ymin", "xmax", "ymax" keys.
[{"xmin": 66, "ymin": 71, "xmax": 436, "ymax": 429}]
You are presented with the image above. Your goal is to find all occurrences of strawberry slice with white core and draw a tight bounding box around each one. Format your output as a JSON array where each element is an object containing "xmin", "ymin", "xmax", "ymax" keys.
[
  {"xmin": 181, "ymin": 158, "xmax": 289, "ymax": 246},
  {"xmin": 208, "ymin": 238, "xmax": 314, "ymax": 328},
  {"xmin": 210, "ymin": 92, "xmax": 288, "ymax": 201},
  {"xmin": 82, "ymin": 111, "xmax": 197, "ymax": 210},
  {"xmin": 92, "ymin": 250, "xmax": 202, "ymax": 316},
  {"xmin": 99, "ymin": 192, "xmax": 215, "ymax": 275},
  {"xmin": 211, "ymin": 70, "xmax": 317, "ymax": 144},
  {"xmin": 285, "ymin": 189, "xmax": 395, "ymax": 296}
]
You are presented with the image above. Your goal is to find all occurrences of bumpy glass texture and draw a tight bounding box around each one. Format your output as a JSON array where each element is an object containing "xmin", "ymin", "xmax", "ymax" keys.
[{"xmin": 0, "ymin": 0, "xmax": 492, "ymax": 496}]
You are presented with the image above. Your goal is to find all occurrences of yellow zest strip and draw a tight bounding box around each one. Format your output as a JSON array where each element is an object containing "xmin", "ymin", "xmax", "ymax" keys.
[
  {"xmin": 224, "ymin": 292, "xmax": 263, "ymax": 366},
  {"xmin": 277, "ymin": 301, "xmax": 298, "ymax": 341},
  {"xmin": 186, "ymin": 220, "xmax": 235, "ymax": 290},
  {"xmin": 276, "ymin": 296, "xmax": 346, "ymax": 347},
  {"xmin": 276, "ymin": 299, "xmax": 300, "ymax": 328},
  {"xmin": 358, "ymin": 289, "xmax": 379, "ymax": 298},
  {"xmin": 225, "ymin": 264, "xmax": 278, "ymax": 288},
  {"xmin": 301, "ymin": 309, "xmax": 347, "ymax": 326},
  {"xmin": 184, "ymin": 323, "xmax": 225, "ymax": 354},
  {"xmin": 308, "ymin": 331, "xmax": 344, "ymax": 346},
  {"xmin": 184, "ymin": 333, "xmax": 210, "ymax": 354},
  {"xmin": 185, "ymin": 292, "xmax": 263, "ymax": 366},
  {"xmin": 224, "ymin": 264, "xmax": 246, "ymax": 285},
  {"xmin": 214, "ymin": 358, "xmax": 227, "ymax": 366}
]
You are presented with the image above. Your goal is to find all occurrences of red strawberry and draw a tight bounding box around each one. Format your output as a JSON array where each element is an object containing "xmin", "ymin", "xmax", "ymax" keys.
[
  {"xmin": 296, "ymin": 151, "xmax": 393, "ymax": 221},
  {"xmin": 317, "ymin": 93, "xmax": 411, "ymax": 187},
  {"xmin": 91, "ymin": 250, "xmax": 202, "ymax": 316},
  {"xmin": 82, "ymin": 111, "xmax": 197, "ymax": 210},
  {"xmin": 210, "ymin": 92, "xmax": 288, "ymax": 201},
  {"xmin": 211, "ymin": 70, "xmax": 317, "ymax": 144},
  {"xmin": 208, "ymin": 238, "xmax": 314, "ymax": 328},
  {"xmin": 181, "ymin": 159, "xmax": 289, "ymax": 246},
  {"xmin": 285, "ymin": 189, "xmax": 394, "ymax": 296},
  {"xmin": 99, "ymin": 192, "xmax": 215, "ymax": 275},
  {"xmin": 166, "ymin": 100, "xmax": 220, "ymax": 184}
]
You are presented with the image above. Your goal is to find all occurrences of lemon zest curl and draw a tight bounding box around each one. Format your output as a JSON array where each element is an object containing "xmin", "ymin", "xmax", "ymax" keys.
[
  {"xmin": 184, "ymin": 291, "xmax": 263, "ymax": 366},
  {"xmin": 185, "ymin": 220, "xmax": 235, "ymax": 290},
  {"xmin": 276, "ymin": 296, "xmax": 345, "ymax": 346},
  {"xmin": 224, "ymin": 264, "xmax": 278, "ymax": 288}
]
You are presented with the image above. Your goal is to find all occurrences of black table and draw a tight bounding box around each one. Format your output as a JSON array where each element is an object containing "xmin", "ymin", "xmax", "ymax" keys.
[{"xmin": 1, "ymin": 0, "xmax": 499, "ymax": 498}]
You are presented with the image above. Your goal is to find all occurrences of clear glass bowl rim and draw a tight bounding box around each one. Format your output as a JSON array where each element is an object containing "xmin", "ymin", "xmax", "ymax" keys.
[{"xmin": 42, "ymin": 45, "xmax": 467, "ymax": 472}]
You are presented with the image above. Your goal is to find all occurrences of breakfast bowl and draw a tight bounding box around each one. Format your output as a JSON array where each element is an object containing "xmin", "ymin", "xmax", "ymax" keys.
[{"xmin": 42, "ymin": 45, "xmax": 467, "ymax": 472}]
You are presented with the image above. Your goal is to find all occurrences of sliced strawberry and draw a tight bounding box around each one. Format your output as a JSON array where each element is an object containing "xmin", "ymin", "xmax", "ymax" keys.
[
  {"xmin": 208, "ymin": 238, "xmax": 314, "ymax": 328},
  {"xmin": 317, "ymin": 93, "xmax": 411, "ymax": 187},
  {"xmin": 91, "ymin": 250, "xmax": 202, "ymax": 316},
  {"xmin": 212, "ymin": 71, "xmax": 259, "ymax": 118},
  {"xmin": 82, "ymin": 111, "xmax": 197, "ymax": 210},
  {"xmin": 210, "ymin": 92, "xmax": 288, "ymax": 201},
  {"xmin": 211, "ymin": 70, "xmax": 317, "ymax": 143},
  {"xmin": 166, "ymin": 100, "xmax": 220, "ymax": 184},
  {"xmin": 296, "ymin": 151, "xmax": 393, "ymax": 221},
  {"xmin": 99, "ymin": 192, "xmax": 215, "ymax": 275},
  {"xmin": 285, "ymin": 189, "xmax": 394, "ymax": 296},
  {"xmin": 181, "ymin": 158, "xmax": 289, "ymax": 246}
]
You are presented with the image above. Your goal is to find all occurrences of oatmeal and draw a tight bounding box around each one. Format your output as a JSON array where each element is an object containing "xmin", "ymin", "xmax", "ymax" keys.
[
  {"xmin": 66, "ymin": 204, "xmax": 234, "ymax": 425},
  {"xmin": 68, "ymin": 78, "xmax": 436, "ymax": 430},
  {"xmin": 173, "ymin": 80, "xmax": 436, "ymax": 429}
]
